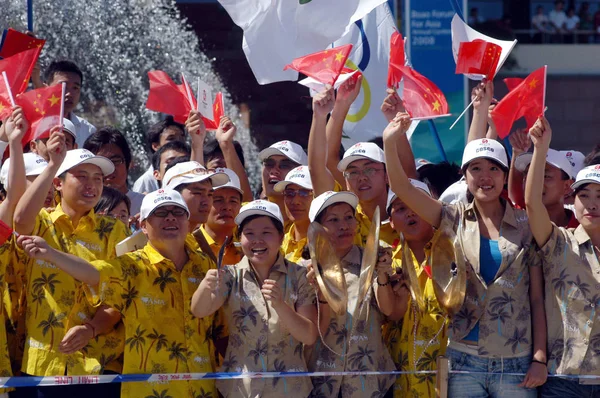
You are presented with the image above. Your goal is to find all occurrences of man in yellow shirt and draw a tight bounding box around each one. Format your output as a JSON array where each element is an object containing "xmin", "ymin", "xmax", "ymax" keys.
[
  {"xmin": 13, "ymin": 143, "xmax": 128, "ymax": 398},
  {"xmin": 273, "ymin": 165, "xmax": 314, "ymax": 263},
  {"xmin": 383, "ymin": 179, "xmax": 448, "ymax": 398},
  {"xmin": 199, "ymin": 167, "xmax": 243, "ymax": 266},
  {"xmin": 18, "ymin": 189, "xmax": 220, "ymax": 398}
]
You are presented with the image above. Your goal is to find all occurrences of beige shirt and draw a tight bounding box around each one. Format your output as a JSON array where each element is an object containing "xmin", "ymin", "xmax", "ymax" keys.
[
  {"xmin": 217, "ymin": 254, "xmax": 315, "ymax": 398},
  {"xmin": 541, "ymin": 224, "xmax": 600, "ymax": 378},
  {"xmin": 308, "ymin": 245, "xmax": 396, "ymax": 397},
  {"xmin": 439, "ymin": 201, "xmax": 539, "ymax": 357}
]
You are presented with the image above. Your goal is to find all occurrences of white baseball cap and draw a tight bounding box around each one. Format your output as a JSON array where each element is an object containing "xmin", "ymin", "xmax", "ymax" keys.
[
  {"xmin": 337, "ymin": 142, "xmax": 385, "ymax": 172},
  {"xmin": 163, "ymin": 161, "xmax": 229, "ymax": 190},
  {"xmin": 561, "ymin": 150, "xmax": 586, "ymax": 177},
  {"xmin": 515, "ymin": 149, "xmax": 574, "ymax": 179},
  {"xmin": 0, "ymin": 153, "xmax": 48, "ymax": 189},
  {"xmin": 235, "ymin": 199, "xmax": 284, "ymax": 226},
  {"xmin": 571, "ymin": 165, "xmax": 600, "ymax": 190},
  {"xmin": 213, "ymin": 167, "xmax": 243, "ymax": 196},
  {"xmin": 140, "ymin": 189, "xmax": 190, "ymax": 221},
  {"xmin": 258, "ymin": 141, "xmax": 308, "ymax": 165},
  {"xmin": 62, "ymin": 119, "xmax": 77, "ymax": 141},
  {"xmin": 55, "ymin": 148, "xmax": 114, "ymax": 177},
  {"xmin": 273, "ymin": 165, "xmax": 313, "ymax": 192},
  {"xmin": 461, "ymin": 138, "xmax": 508, "ymax": 170},
  {"xmin": 309, "ymin": 191, "xmax": 359, "ymax": 222},
  {"xmin": 415, "ymin": 158, "xmax": 433, "ymax": 171},
  {"xmin": 386, "ymin": 179, "xmax": 432, "ymax": 214}
]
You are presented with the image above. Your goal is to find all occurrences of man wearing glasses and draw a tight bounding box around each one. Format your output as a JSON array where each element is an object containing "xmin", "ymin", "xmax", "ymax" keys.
[
  {"xmin": 258, "ymin": 141, "xmax": 308, "ymax": 225},
  {"xmin": 83, "ymin": 127, "xmax": 145, "ymax": 215}
]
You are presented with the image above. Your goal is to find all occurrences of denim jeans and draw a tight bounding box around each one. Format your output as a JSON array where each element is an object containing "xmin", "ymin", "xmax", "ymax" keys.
[
  {"xmin": 540, "ymin": 376, "xmax": 600, "ymax": 398},
  {"xmin": 447, "ymin": 347, "xmax": 537, "ymax": 398}
]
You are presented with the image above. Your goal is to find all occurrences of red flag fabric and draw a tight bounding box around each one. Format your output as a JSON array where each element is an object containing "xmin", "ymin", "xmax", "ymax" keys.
[
  {"xmin": 146, "ymin": 71, "xmax": 191, "ymax": 124},
  {"xmin": 391, "ymin": 65, "xmax": 449, "ymax": 119},
  {"xmin": 284, "ymin": 44, "xmax": 352, "ymax": 86},
  {"xmin": 491, "ymin": 66, "xmax": 546, "ymax": 139},
  {"xmin": 503, "ymin": 77, "xmax": 524, "ymax": 92},
  {"xmin": 209, "ymin": 92, "xmax": 224, "ymax": 130},
  {"xmin": 0, "ymin": 48, "xmax": 41, "ymax": 119},
  {"xmin": 0, "ymin": 29, "xmax": 46, "ymax": 59},
  {"xmin": 455, "ymin": 40, "xmax": 502, "ymax": 79},
  {"xmin": 387, "ymin": 31, "xmax": 406, "ymax": 89},
  {"xmin": 16, "ymin": 84, "xmax": 63, "ymax": 144},
  {"xmin": 0, "ymin": 219, "xmax": 12, "ymax": 245}
]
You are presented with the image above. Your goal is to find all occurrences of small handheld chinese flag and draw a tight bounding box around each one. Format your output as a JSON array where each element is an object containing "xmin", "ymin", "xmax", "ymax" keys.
[
  {"xmin": 210, "ymin": 92, "xmax": 224, "ymax": 129},
  {"xmin": 0, "ymin": 219, "xmax": 13, "ymax": 246},
  {"xmin": 387, "ymin": 31, "xmax": 406, "ymax": 89},
  {"xmin": 491, "ymin": 66, "xmax": 547, "ymax": 139},
  {"xmin": 146, "ymin": 71, "xmax": 191, "ymax": 124},
  {"xmin": 0, "ymin": 29, "xmax": 45, "ymax": 59},
  {"xmin": 0, "ymin": 48, "xmax": 41, "ymax": 119},
  {"xmin": 16, "ymin": 84, "xmax": 63, "ymax": 144},
  {"xmin": 455, "ymin": 40, "xmax": 502, "ymax": 80},
  {"xmin": 392, "ymin": 65, "xmax": 449, "ymax": 120},
  {"xmin": 503, "ymin": 77, "xmax": 524, "ymax": 92},
  {"xmin": 284, "ymin": 44, "xmax": 352, "ymax": 86}
]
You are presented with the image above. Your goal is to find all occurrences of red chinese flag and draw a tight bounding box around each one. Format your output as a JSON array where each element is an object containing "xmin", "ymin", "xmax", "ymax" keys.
[
  {"xmin": 393, "ymin": 65, "xmax": 449, "ymax": 119},
  {"xmin": 207, "ymin": 92, "xmax": 224, "ymax": 130},
  {"xmin": 0, "ymin": 48, "xmax": 41, "ymax": 119},
  {"xmin": 284, "ymin": 44, "xmax": 353, "ymax": 86},
  {"xmin": 455, "ymin": 40, "xmax": 502, "ymax": 80},
  {"xmin": 503, "ymin": 77, "xmax": 524, "ymax": 92},
  {"xmin": 146, "ymin": 71, "xmax": 191, "ymax": 124},
  {"xmin": 0, "ymin": 29, "xmax": 46, "ymax": 59},
  {"xmin": 0, "ymin": 219, "xmax": 12, "ymax": 246},
  {"xmin": 16, "ymin": 84, "xmax": 63, "ymax": 144},
  {"xmin": 491, "ymin": 66, "xmax": 546, "ymax": 139},
  {"xmin": 387, "ymin": 31, "xmax": 406, "ymax": 89}
]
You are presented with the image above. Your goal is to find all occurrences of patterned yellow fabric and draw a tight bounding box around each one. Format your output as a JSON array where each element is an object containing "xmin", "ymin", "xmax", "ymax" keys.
[
  {"xmin": 199, "ymin": 225, "xmax": 242, "ymax": 267},
  {"xmin": 20, "ymin": 205, "xmax": 128, "ymax": 376},
  {"xmin": 355, "ymin": 203, "xmax": 397, "ymax": 247},
  {"xmin": 281, "ymin": 224, "xmax": 308, "ymax": 264},
  {"xmin": 384, "ymin": 243, "xmax": 448, "ymax": 397},
  {"xmin": 86, "ymin": 242, "xmax": 222, "ymax": 398},
  {"xmin": 0, "ymin": 239, "xmax": 16, "ymax": 393}
]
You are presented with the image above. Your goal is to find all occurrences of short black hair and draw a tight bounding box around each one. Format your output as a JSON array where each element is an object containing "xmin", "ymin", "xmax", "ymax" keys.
[
  {"xmin": 151, "ymin": 141, "xmax": 191, "ymax": 171},
  {"xmin": 43, "ymin": 60, "xmax": 83, "ymax": 85},
  {"xmin": 164, "ymin": 155, "xmax": 191, "ymax": 176},
  {"xmin": 237, "ymin": 214, "xmax": 284, "ymax": 240},
  {"xmin": 203, "ymin": 137, "xmax": 246, "ymax": 168},
  {"xmin": 83, "ymin": 126, "xmax": 132, "ymax": 169},
  {"xmin": 94, "ymin": 186, "xmax": 131, "ymax": 215},
  {"xmin": 584, "ymin": 144, "xmax": 600, "ymax": 167},
  {"xmin": 146, "ymin": 116, "xmax": 185, "ymax": 154},
  {"xmin": 418, "ymin": 161, "xmax": 462, "ymax": 199}
]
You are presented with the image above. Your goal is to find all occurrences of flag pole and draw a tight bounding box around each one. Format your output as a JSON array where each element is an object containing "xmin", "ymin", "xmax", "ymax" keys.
[
  {"xmin": 449, "ymin": 96, "xmax": 476, "ymax": 130},
  {"xmin": 196, "ymin": 77, "xmax": 200, "ymax": 112},
  {"xmin": 59, "ymin": 82, "xmax": 66, "ymax": 131},
  {"xmin": 1, "ymin": 72, "xmax": 16, "ymax": 107},
  {"xmin": 542, "ymin": 65, "xmax": 548, "ymax": 116},
  {"xmin": 427, "ymin": 120, "xmax": 448, "ymax": 162},
  {"xmin": 181, "ymin": 73, "xmax": 194, "ymax": 110},
  {"xmin": 27, "ymin": 0, "xmax": 34, "ymax": 32}
]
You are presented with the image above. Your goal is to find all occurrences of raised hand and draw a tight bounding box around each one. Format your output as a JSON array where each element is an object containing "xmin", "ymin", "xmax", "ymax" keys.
[
  {"xmin": 200, "ymin": 269, "xmax": 221, "ymax": 293},
  {"xmin": 17, "ymin": 235, "xmax": 55, "ymax": 261},
  {"xmin": 472, "ymin": 80, "xmax": 494, "ymax": 110},
  {"xmin": 382, "ymin": 112, "xmax": 411, "ymax": 141},
  {"xmin": 185, "ymin": 110, "xmax": 207, "ymax": 139},
  {"xmin": 261, "ymin": 279, "xmax": 284, "ymax": 309},
  {"xmin": 381, "ymin": 88, "xmax": 406, "ymax": 122},
  {"xmin": 215, "ymin": 116, "xmax": 236, "ymax": 144},
  {"xmin": 46, "ymin": 127, "xmax": 67, "ymax": 167},
  {"xmin": 312, "ymin": 86, "xmax": 335, "ymax": 119},
  {"xmin": 375, "ymin": 246, "xmax": 393, "ymax": 277},
  {"xmin": 529, "ymin": 116, "xmax": 552, "ymax": 149},
  {"xmin": 335, "ymin": 74, "xmax": 362, "ymax": 108},
  {"xmin": 509, "ymin": 128, "xmax": 532, "ymax": 156},
  {"xmin": 4, "ymin": 106, "xmax": 29, "ymax": 142}
]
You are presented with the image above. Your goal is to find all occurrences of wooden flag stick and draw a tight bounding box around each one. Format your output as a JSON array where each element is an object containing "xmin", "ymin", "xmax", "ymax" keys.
[
  {"xmin": 1, "ymin": 72, "xmax": 16, "ymax": 107},
  {"xmin": 449, "ymin": 96, "xmax": 476, "ymax": 130}
]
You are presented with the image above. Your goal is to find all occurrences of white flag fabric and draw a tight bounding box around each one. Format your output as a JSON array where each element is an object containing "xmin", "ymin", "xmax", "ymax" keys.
[
  {"xmin": 218, "ymin": 0, "xmax": 386, "ymax": 84},
  {"xmin": 299, "ymin": 70, "xmax": 359, "ymax": 94},
  {"xmin": 329, "ymin": 3, "xmax": 397, "ymax": 147},
  {"xmin": 451, "ymin": 14, "xmax": 517, "ymax": 80}
]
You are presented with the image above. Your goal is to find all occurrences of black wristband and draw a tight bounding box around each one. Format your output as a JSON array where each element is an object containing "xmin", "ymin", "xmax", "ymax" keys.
[
  {"xmin": 531, "ymin": 359, "xmax": 547, "ymax": 366},
  {"xmin": 318, "ymin": 300, "xmax": 328, "ymax": 304},
  {"xmin": 376, "ymin": 276, "xmax": 389, "ymax": 287}
]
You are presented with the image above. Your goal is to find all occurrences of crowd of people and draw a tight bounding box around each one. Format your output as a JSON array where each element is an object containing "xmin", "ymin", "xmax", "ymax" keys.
[
  {"xmin": 531, "ymin": 0, "xmax": 600, "ymax": 43},
  {"xmin": 0, "ymin": 51, "xmax": 600, "ymax": 398}
]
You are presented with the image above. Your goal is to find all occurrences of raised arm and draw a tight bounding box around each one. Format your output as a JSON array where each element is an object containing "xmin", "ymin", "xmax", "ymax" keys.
[
  {"xmin": 215, "ymin": 116, "xmax": 253, "ymax": 202},
  {"xmin": 325, "ymin": 76, "xmax": 362, "ymax": 187},
  {"xmin": 0, "ymin": 107, "xmax": 28, "ymax": 226},
  {"xmin": 13, "ymin": 127, "xmax": 66, "ymax": 235},
  {"xmin": 383, "ymin": 113, "xmax": 443, "ymax": 228},
  {"xmin": 18, "ymin": 235, "xmax": 100, "ymax": 286},
  {"xmin": 186, "ymin": 110, "xmax": 207, "ymax": 166},
  {"xmin": 191, "ymin": 268, "xmax": 228, "ymax": 319},
  {"xmin": 467, "ymin": 81, "xmax": 494, "ymax": 143},
  {"xmin": 374, "ymin": 248, "xmax": 396, "ymax": 317},
  {"xmin": 507, "ymin": 128, "xmax": 532, "ymax": 208},
  {"xmin": 524, "ymin": 117, "xmax": 554, "ymax": 246},
  {"xmin": 486, "ymin": 102, "xmax": 499, "ymax": 140},
  {"xmin": 381, "ymin": 89, "xmax": 418, "ymax": 179},
  {"xmin": 308, "ymin": 86, "xmax": 337, "ymax": 195}
]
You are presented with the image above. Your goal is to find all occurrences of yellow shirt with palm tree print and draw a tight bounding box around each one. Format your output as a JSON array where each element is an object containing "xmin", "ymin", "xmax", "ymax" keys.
[
  {"xmin": 383, "ymin": 243, "xmax": 449, "ymax": 398},
  {"xmin": 86, "ymin": 242, "xmax": 222, "ymax": 398},
  {"xmin": 0, "ymin": 239, "xmax": 17, "ymax": 394},
  {"xmin": 19, "ymin": 205, "xmax": 128, "ymax": 377}
]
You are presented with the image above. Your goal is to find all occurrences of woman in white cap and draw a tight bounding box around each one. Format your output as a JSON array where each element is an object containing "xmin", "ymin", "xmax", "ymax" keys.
[
  {"xmin": 273, "ymin": 165, "xmax": 314, "ymax": 263},
  {"xmin": 191, "ymin": 200, "xmax": 318, "ymax": 398},
  {"xmin": 526, "ymin": 117, "xmax": 600, "ymax": 398},
  {"xmin": 306, "ymin": 190, "xmax": 396, "ymax": 398},
  {"xmin": 382, "ymin": 113, "xmax": 547, "ymax": 396}
]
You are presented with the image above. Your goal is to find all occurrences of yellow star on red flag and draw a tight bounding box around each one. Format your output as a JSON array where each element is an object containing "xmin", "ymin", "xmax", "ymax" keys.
[
  {"xmin": 47, "ymin": 94, "xmax": 61, "ymax": 107},
  {"xmin": 334, "ymin": 51, "xmax": 345, "ymax": 63},
  {"xmin": 432, "ymin": 100, "xmax": 441, "ymax": 112},
  {"xmin": 529, "ymin": 79, "xmax": 538, "ymax": 89}
]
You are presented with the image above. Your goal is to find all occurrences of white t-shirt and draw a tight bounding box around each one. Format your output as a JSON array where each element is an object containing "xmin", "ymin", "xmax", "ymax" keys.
[
  {"xmin": 132, "ymin": 167, "xmax": 159, "ymax": 194},
  {"xmin": 532, "ymin": 14, "xmax": 550, "ymax": 31},
  {"xmin": 565, "ymin": 15, "xmax": 580, "ymax": 30},
  {"xmin": 69, "ymin": 112, "xmax": 96, "ymax": 148},
  {"xmin": 549, "ymin": 10, "xmax": 567, "ymax": 30},
  {"xmin": 126, "ymin": 190, "xmax": 145, "ymax": 216}
]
